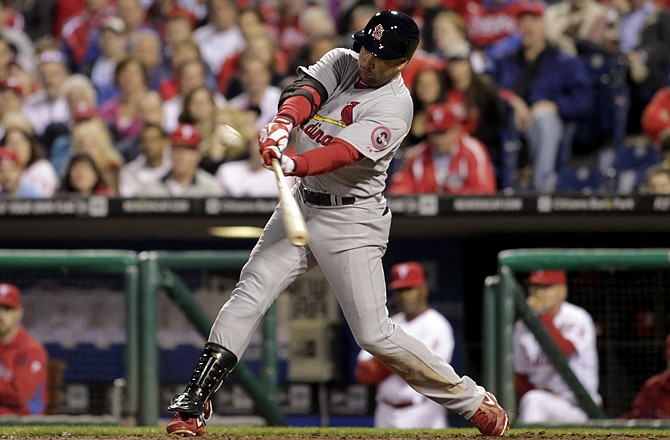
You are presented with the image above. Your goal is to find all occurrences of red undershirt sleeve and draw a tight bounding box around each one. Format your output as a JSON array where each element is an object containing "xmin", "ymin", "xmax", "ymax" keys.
[
  {"xmin": 538, "ymin": 313, "xmax": 577, "ymax": 356},
  {"xmin": 291, "ymin": 139, "xmax": 364, "ymax": 177},
  {"xmin": 274, "ymin": 85, "xmax": 364, "ymax": 177},
  {"xmin": 277, "ymin": 86, "xmax": 322, "ymax": 125}
]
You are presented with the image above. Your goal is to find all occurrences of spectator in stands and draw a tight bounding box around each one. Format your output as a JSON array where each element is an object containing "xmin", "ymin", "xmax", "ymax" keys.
[
  {"xmin": 460, "ymin": 0, "xmax": 527, "ymax": 54},
  {"xmin": 444, "ymin": 40, "xmax": 508, "ymax": 180},
  {"xmin": 228, "ymin": 54, "xmax": 281, "ymax": 130},
  {"xmin": 485, "ymin": 1, "xmax": 594, "ymax": 193},
  {"xmin": 129, "ymin": 29, "xmax": 171, "ymax": 92},
  {"xmin": 68, "ymin": 117, "xmax": 124, "ymax": 191},
  {"xmin": 544, "ymin": 0, "xmax": 610, "ymax": 55},
  {"xmin": 147, "ymin": 0, "xmax": 197, "ymax": 41},
  {"xmin": 388, "ymin": 103, "xmax": 497, "ymax": 195},
  {"xmin": 288, "ymin": 33, "xmax": 337, "ymax": 85},
  {"xmin": 260, "ymin": 0, "xmax": 310, "ymax": 62},
  {"xmin": 405, "ymin": 66, "xmax": 447, "ymax": 147},
  {"xmin": 118, "ymin": 123, "xmax": 172, "ymax": 197},
  {"xmin": 620, "ymin": 333, "xmax": 670, "ymax": 418},
  {"xmin": 0, "ymin": 283, "xmax": 49, "ymax": 415},
  {"xmin": 356, "ymin": 261, "xmax": 454, "ymax": 428},
  {"xmin": 86, "ymin": 16, "xmax": 130, "ymax": 106},
  {"xmin": 514, "ymin": 269, "xmax": 601, "ymax": 423},
  {"xmin": 0, "ymin": 147, "xmax": 42, "ymax": 198},
  {"xmin": 136, "ymin": 123, "xmax": 221, "ymax": 197},
  {"xmin": 215, "ymin": 108, "xmax": 295, "ymax": 197},
  {"xmin": 48, "ymin": 75, "xmax": 99, "ymax": 167},
  {"xmin": 1, "ymin": 127, "xmax": 59, "ymax": 197},
  {"xmin": 613, "ymin": 0, "xmax": 670, "ymax": 135},
  {"xmin": 192, "ymin": 0, "xmax": 246, "ymax": 77},
  {"xmin": 641, "ymin": 163, "xmax": 670, "ymax": 195},
  {"xmin": 0, "ymin": 77, "xmax": 25, "ymax": 132},
  {"xmin": 98, "ymin": 56, "xmax": 149, "ymax": 148},
  {"xmin": 60, "ymin": 0, "xmax": 116, "ymax": 71},
  {"xmin": 22, "ymin": 49, "xmax": 70, "ymax": 139},
  {"xmin": 0, "ymin": 35, "xmax": 15, "ymax": 84},
  {"xmin": 163, "ymin": 58, "xmax": 224, "ymax": 133},
  {"xmin": 116, "ymin": 0, "xmax": 149, "ymax": 37},
  {"xmin": 642, "ymin": 85, "xmax": 670, "ymax": 158},
  {"xmin": 178, "ymin": 86, "xmax": 246, "ymax": 173},
  {"xmin": 15, "ymin": 0, "xmax": 55, "ymax": 42},
  {"xmin": 59, "ymin": 152, "xmax": 115, "ymax": 196},
  {"xmin": 219, "ymin": 30, "xmax": 287, "ymax": 100},
  {"xmin": 162, "ymin": 9, "xmax": 197, "ymax": 68}
]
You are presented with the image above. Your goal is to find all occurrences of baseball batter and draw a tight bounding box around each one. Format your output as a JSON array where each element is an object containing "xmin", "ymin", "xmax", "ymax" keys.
[
  {"xmin": 513, "ymin": 270, "xmax": 601, "ymax": 423},
  {"xmin": 166, "ymin": 10, "xmax": 508, "ymax": 437},
  {"xmin": 356, "ymin": 262, "xmax": 454, "ymax": 429}
]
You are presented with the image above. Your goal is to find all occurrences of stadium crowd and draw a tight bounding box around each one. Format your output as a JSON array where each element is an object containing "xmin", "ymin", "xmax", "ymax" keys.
[{"xmin": 0, "ymin": 0, "xmax": 670, "ymax": 198}]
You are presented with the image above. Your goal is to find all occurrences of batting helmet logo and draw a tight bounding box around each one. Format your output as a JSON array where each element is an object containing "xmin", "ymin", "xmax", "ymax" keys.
[
  {"xmin": 372, "ymin": 24, "xmax": 384, "ymax": 41},
  {"xmin": 352, "ymin": 10, "xmax": 420, "ymax": 60}
]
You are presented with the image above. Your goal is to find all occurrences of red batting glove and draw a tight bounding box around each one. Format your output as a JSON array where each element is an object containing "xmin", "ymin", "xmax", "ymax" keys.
[{"xmin": 258, "ymin": 115, "xmax": 293, "ymax": 155}]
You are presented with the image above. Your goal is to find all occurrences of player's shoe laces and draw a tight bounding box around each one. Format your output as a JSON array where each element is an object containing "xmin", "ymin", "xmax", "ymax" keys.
[
  {"xmin": 470, "ymin": 392, "xmax": 510, "ymax": 436},
  {"xmin": 166, "ymin": 400, "xmax": 212, "ymax": 436}
]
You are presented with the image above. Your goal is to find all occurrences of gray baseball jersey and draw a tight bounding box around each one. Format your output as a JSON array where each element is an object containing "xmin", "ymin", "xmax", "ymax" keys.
[
  {"xmin": 208, "ymin": 47, "xmax": 486, "ymax": 421},
  {"xmin": 296, "ymin": 48, "xmax": 413, "ymax": 198}
]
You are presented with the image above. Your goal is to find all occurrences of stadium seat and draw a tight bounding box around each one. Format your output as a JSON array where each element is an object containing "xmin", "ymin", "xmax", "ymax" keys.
[
  {"xmin": 610, "ymin": 143, "xmax": 663, "ymax": 193},
  {"xmin": 555, "ymin": 164, "xmax": 604, "ymax": 194}
]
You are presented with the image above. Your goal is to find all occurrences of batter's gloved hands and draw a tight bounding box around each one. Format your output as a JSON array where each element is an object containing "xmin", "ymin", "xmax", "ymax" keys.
[
  {"xmin": 262, "ymin": 144, "xmax": 296, "ymax": 174},
  {"xmin": 258, "ymin": 115, "xmax": 293, "ymax": 153}
]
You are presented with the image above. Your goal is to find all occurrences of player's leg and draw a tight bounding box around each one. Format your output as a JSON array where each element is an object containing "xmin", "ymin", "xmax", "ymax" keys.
[
  {"xmin": 309, "ymin": 205, "xmax": 507, "ymax": 434},
  {"xmin": 167, "ymin": 208, "xmax": 312, "ymax": 434}
]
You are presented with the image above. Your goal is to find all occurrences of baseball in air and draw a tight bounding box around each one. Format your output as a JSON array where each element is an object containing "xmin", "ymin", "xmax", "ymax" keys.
[{"xmin": 216, "ymin": 124, "xmax": 245, "ymax": 149}]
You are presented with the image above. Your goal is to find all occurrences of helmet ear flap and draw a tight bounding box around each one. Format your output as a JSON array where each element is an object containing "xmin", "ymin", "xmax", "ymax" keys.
[{"xmin": 352, "ymin": 41, "xmax": 362, "ymax": 54}]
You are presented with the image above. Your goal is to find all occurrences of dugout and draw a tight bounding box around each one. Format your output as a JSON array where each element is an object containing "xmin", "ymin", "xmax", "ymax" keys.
[{"xmin": 0, "ymin": 194, "xmax": 669, "ymax": 428}]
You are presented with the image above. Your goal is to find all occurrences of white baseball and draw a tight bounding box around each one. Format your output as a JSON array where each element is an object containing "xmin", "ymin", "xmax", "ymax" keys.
[{"xmin": 216, "ymin": 124, "xmax": 245, "ymax": 148}]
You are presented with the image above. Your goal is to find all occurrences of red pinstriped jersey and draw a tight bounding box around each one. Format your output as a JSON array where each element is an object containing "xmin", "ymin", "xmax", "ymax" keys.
[{"xmin": 0, "ymin": 326, "xmax": 48, "ymax": 415}]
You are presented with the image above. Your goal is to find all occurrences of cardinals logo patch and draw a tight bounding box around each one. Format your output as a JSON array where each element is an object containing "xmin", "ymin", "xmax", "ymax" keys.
[
  {"xmin": 373, "ymin": 24, "xmax": 384, "ymax": 41},
  {"xmin": 340, "ymin": 101, "xmax": 359, "ymax": 126},
  {"xmin": 371, "ymin": 126, "xmax": 391, "ymax": 151}
]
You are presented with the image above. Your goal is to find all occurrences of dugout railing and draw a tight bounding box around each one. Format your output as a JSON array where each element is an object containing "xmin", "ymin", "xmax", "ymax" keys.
[
  {"xmin": 137, "ymin": 250, "xmax": 285, "ymax": 427},
  {"xmin": 0, "ymin": 250, "xmax": 140, "ymax": 424},
  {"xmin": 484, "ymin": 248, "xmax": 670, "ymax": 428},
  {"xmin": 0, "ymin": 249, "xmax": 284, "ymax": 428}
]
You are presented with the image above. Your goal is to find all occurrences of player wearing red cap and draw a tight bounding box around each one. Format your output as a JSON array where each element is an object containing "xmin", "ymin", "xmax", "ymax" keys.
[
  {"xmin": 0, "ymin": 283, "xmax": 49, "ymax": 415},
  {"xmin": 513, "ymin": 270, "xmax": 601, "ymax": 423},
  {"xmin": 356, "ymin": 262, "xmax": 455, "ymax": 428}
]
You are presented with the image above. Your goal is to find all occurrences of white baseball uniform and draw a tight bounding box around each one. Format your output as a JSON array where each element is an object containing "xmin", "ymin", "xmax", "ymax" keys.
[
  {"xmin": 358, "ymin": 308, "xmax": 454, "ymax": 428},
  {"xmin": 513, "ymin": 301, "xmax": 601, "ymax": 423},
  {"xmin": 208, "ymin": 47, "xmax": 487, "ymax": 419}
]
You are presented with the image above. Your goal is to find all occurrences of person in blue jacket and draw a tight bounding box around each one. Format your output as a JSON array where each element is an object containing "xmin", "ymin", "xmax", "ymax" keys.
[{"xmin": 484, "ymin": 1, "xmax": 594, "ymax": 193}]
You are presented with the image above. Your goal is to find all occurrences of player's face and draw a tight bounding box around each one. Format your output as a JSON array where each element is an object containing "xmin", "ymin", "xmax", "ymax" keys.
[
  {"xmin": 0, "ymin": 305, "xmax": 21, "ymax": 341},
  {"xmin": 358, "ymin": 47, "xmax": 410, "ymax": 88},
  {"xmin": 393, "ymin": 286, "xmax": 428, "ymax": 319}
]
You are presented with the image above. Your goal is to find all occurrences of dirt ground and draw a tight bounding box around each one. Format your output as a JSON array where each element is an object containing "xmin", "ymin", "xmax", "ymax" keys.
[{"xmin": 15, "ymin": 434, "xmax": 670, "ymax": 440}]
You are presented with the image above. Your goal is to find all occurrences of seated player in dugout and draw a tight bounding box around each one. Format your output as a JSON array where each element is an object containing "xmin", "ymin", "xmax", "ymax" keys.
[
  {"xmin": 356, "ymin": 261, "xmax": 455, "ymax": 428},
  {"xmin": 0, "ymin": 283, "xmax": 49, "ymax": 415},
  {"xmin": 513, "ymin": 270, "xmax": 601, "ymax": 424}
]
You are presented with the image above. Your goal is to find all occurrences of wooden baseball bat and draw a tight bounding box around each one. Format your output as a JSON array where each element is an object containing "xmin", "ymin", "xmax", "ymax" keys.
[{"xmin": 271, "ymin": 158, "xmax": 310, "ymax": 246}]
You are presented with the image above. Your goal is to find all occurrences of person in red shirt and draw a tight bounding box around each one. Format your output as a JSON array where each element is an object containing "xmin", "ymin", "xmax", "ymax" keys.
[
  {"xmin": 621, "ymin": 334, "xmax": 670, "ymax": 419},
  {"xmin": 642, "ymin": 85, "xmax": 670, "ymax": 157},
  {"xmin": 388, "ymin": 102, "xmax": 497, "ymax": 195},
  {"xmin": 0, "ymin": 283, "xmax": 49, "ymax": 415}
]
